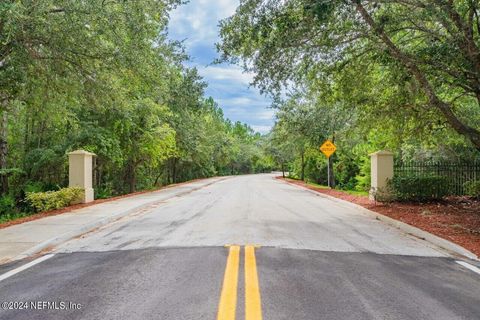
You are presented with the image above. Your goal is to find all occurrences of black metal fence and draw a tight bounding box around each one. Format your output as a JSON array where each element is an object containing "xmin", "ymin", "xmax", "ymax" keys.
[{"xmin": 394, "ymin": 161, "xmax": 480, "ymax": 195}]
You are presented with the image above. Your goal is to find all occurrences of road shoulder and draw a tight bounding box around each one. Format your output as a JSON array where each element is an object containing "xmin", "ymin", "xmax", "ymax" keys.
[
  {"xmin": 278, "ymin": 177, "xmax": 479, "ymax": 261},
  {"xmin": 0, "ymin": 177, "xmax": 228, "ymax": 265}
]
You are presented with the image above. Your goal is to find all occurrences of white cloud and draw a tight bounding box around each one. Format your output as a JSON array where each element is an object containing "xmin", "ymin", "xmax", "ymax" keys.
[
  {"xmin": 256, "ymin": 109, "xmax": 275, "ymax": 120},
  {"xmin": 217, "ymin": 97, "xmax": 253, "ymax": 106},
  {"xmin": 168, "ymin": 0, "xmax": 274, "ymax": 133},
  {"xmin": 251, "ymin": 125, "xmax": 272, "ymax": 134},
  {"xmin": 216, "ymin": 97, "xmax": 270, "ymax": 108},
  {"xmin": 169, "ymin": 0, "xmax": 239, "ymax": 46},
  {"xmin": 199, "ymin": 65, "xmax": 254, "ymax": 85}
]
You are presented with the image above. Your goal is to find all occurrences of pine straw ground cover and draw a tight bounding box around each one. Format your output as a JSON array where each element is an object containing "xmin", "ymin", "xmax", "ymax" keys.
[{"xmin": 278, "ymin": 177, "xmax": 480, "ymax": 257}]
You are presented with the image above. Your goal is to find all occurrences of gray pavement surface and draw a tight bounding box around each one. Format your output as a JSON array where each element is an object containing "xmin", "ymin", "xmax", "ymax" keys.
[
  {"xmin": 259, "ymin": 248, "xmax": 480, "ymax": 320},
  {"xmin": 0, "ymin": 174, "xmax": 479, "ymax": 319},
  {"xmin": 56, "ymin": 174, "xmax": 448, "ymax": 256},
  {"xmin": 0, "ymin": 248, "xmax": 225, "ymax": 320},
  {"xmin": 0, "ymin": 247, "xmax": 479, "ymax": 320},
  {"xmin": 0, "ymin": 177, "xmax": 226, "ymax": 263}
]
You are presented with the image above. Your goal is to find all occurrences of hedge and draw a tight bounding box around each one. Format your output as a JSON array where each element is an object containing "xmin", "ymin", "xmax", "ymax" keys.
[
  {"xmin": 388, "ymin": 174, "xmax": 450, "ymax": 202},
  {"xmin": 26, "ymin": 187, "xmax": 84, "ymax": 212}
]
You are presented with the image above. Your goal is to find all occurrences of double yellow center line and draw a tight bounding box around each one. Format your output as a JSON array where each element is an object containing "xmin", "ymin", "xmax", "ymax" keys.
[{"xmin": 217, "ymin": 245, "xmax": 263, "ymax": 320}]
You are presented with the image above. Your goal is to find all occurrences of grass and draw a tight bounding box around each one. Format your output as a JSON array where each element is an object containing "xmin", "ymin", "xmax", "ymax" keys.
[
  {"xmin": 341, "ymin": 189, "xmax": 369, "ymax": 196},
  {"xmin": 305, "ymin": 181, "xmax": 330, "ymax": 189},
  {"xmin": 0, "ymin": 211, "xmax": 30, "ymax": 224},
  {"xmin": 305, "ymin": 181, "xmax": 369, "ymax": 197}
]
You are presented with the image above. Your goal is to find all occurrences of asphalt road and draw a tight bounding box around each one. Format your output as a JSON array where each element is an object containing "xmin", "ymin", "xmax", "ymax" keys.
[{"xmin": 0, "ymin": 174, "xmax": 479, "ymax": 319}]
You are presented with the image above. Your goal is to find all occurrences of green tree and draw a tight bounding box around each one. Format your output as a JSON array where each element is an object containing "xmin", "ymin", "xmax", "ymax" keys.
[{"xmin": 218, "ymin": 0, "xmax": 480, "ymax": 150}]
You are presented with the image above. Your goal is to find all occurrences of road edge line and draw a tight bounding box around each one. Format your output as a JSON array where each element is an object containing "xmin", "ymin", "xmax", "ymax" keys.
[
  {"xmin": 0, "ymin": 254, "xmax": 55, "ymax": 282},
  {"xmin": 456, "ymin": 261, "xmax": 480, "ymax": 275}
]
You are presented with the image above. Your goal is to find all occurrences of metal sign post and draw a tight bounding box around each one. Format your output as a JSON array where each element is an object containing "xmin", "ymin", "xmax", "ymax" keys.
[
  {"xmin": 327, "ymin": 158, "xmax": 331, "ymax": 187},
  {"xmin": 319, "ymin": 140, "xmax": 337, "ymax": 188}
]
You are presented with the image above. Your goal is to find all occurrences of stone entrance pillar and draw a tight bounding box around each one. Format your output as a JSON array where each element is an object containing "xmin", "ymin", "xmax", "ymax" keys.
[
  {"xmin": 369, "ymin": 150, "xmax": 394, "ymax": 200},
  {"xmin": 68, "ymin": 150, "xmax": 95, "ymax": 203}
]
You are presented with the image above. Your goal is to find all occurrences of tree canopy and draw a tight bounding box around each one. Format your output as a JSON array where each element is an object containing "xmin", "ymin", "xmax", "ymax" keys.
[
  {"xmin": 218, "ymin": 0, "xmax": 480, "ymax": 151},
  {"xmin": 0, "ymin": 0, "xmax": 274, "ymax": 217}
]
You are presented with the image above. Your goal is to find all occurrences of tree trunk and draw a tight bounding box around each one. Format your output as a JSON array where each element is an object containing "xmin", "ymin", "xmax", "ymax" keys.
[
  {"xmin": 93, "ymin": 156, "xmax": 98, "ymax": 188},
  {"xmin": 300, "ymin": 150, "xmax": 305, "ymax": 181},
  {"xmin": 127, "ymin": 161, "xmax": 136, "ymax": 193},
  {"xmin": 98, "ymin": 165, "xmax": 103, "ymax": 190},
  {"xmin": 434, "ymin": 0, "xmax": 480, "ymax": 75},
  {"xmin": 0, "ymin": 109, "xmax": 8, "ymax": 195},
  {"xmin": 328, "ymin": 156, "xmax": 335, "ymax": 188},
  {"xmin": 172, "ymin": 157, "xmax": 177, "ymax": 184},
  {"xmin": 166, "ymin": 161, "xmax": 171, "ymax": 185},
  {"xmin": 281, "ymin": 163, "xmax": 285, "ymax": 178},
  {"xmin": 154, "ymin": 171, "xmax": 163, "ymax": 187}
]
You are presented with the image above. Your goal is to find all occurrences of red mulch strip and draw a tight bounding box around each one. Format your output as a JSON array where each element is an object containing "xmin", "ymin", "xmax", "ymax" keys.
[
  {"xmin": 0, "ymin": 178, "xmax": 207, "ymax": 230},
  {"xmin": 279, "ymin": 177, "xmax": 480, "ymax": 257}
]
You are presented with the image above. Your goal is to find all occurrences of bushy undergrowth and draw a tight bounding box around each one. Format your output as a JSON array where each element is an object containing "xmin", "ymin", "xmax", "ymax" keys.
[
  {"xmin": 464, "ymin": 180, "xmax": 480, "ymax": 198},
  {"xmin": 0, "ymin": 195, "xmax": 16, "ymax": 215}
]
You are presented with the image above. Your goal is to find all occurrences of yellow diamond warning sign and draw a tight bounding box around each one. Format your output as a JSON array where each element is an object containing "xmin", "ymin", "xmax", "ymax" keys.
[{"xmin": 320, "ymin": 140, "xmax": 336, "ymax": 158}]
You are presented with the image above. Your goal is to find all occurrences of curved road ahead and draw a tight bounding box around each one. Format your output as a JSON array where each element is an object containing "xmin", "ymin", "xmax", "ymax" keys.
[{"xmin": 0, "ymin": 174, "xmax": 479, "ymax": 319}]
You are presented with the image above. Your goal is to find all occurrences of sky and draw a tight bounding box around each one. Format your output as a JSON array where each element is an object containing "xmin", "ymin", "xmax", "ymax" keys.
[{"xmin": 168, "ymin": 0, "xmax": 274, "ymax": 134}]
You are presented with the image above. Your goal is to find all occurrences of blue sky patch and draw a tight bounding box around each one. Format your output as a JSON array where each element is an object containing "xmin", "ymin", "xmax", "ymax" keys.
[{"xmin": 168, "ymin": 0, "xmax": 274, "ymax": 133}]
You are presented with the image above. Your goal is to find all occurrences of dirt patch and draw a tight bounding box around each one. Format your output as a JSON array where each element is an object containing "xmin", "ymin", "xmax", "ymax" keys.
[
  {"xmin": 0, "ymin": 177, "xmax": 212, "ymax": 230},
  {"xmin": 278, "ymin": 177, "xmax": 480, "ymax": 257}
]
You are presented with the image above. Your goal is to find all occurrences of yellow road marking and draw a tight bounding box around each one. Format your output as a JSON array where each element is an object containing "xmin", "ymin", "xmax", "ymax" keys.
[
  {"xmin": 217, "ymin": 245, "xmax": 240, "ymax": 320},
  {"xmin": 245, "ymin": 245, "xmax": 263, "ymax": 320}
]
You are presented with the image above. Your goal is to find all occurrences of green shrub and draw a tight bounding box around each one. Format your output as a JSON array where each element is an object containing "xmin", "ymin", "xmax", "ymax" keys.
[
  {"xmin": 464, "ymin": 180, "xmax": 480, "ymax": 198},
  {"xmin": 23, "ymin": 181, "xmax": 45, "ymax": 193},
  {"xmin": 389, "ymin": 174, "xmax": 450, "ymax": 202},
  {"xmin": 95, "ymin": 183, "xmax": 115, "ymax": 199},
  {"xmin": 354, "ymin": 156, "xmax": 371, "ymax": 192},
  {"xmin": 373, "ymin": 185, "xmax": 396, "ymax": 203},
  {"xmin": 334, "ymin": 155, "xmax": 360, "ymax": 190},
  {"xmin": 26, "ymin": 187, "xmax": 84, "ymax": 212},
  {"xmin": 0, "ymin": 195, "xmax": 16, "ymax": 215}
]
